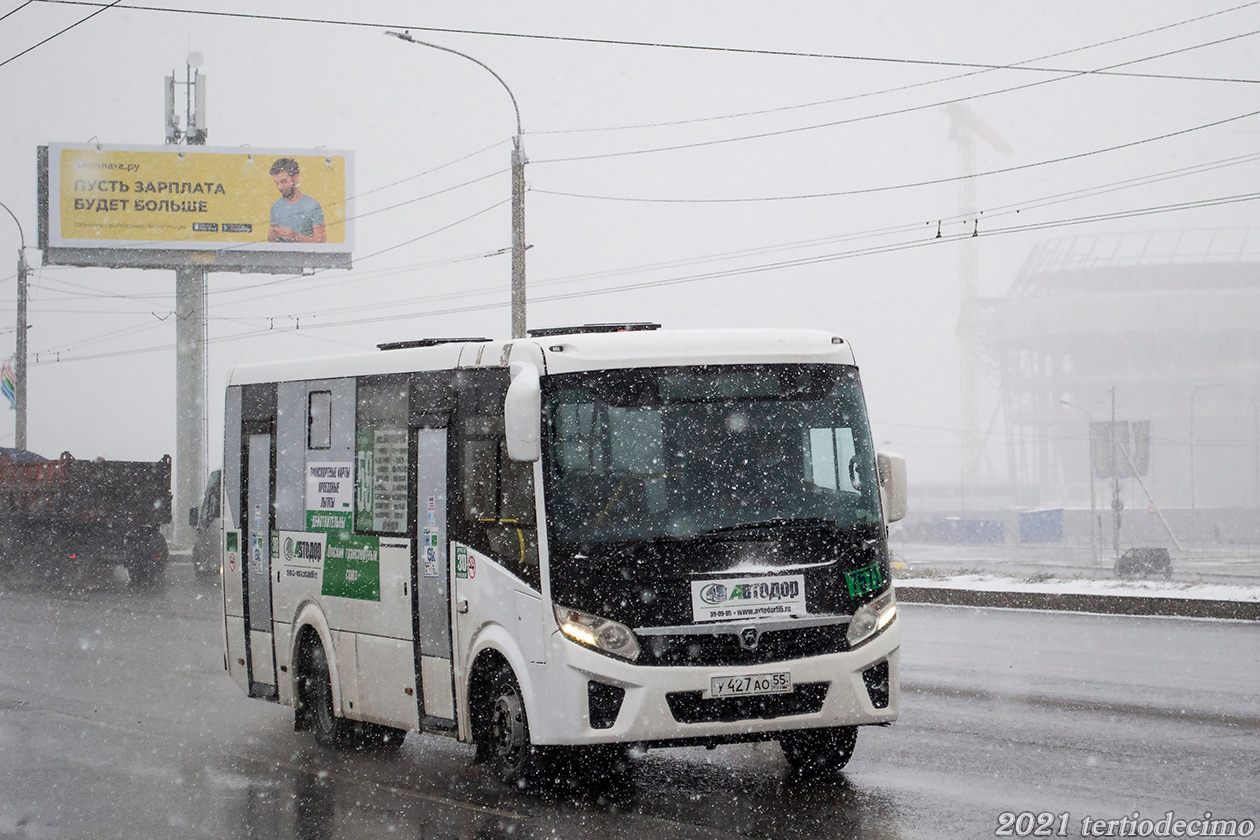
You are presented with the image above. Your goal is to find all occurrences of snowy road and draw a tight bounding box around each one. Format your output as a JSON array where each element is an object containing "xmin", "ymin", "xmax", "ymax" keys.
[{"xmin": 0, "ymin": 570, "xmax": 1256, "ymax": 839}]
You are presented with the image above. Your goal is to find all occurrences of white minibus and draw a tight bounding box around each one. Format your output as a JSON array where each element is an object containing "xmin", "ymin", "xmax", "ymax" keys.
[{"xmin": 221, "ymin": 326, "xmax": 905, "ymax": 783}]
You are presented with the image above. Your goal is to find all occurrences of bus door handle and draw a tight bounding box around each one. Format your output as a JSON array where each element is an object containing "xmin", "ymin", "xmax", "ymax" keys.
[{"xmin": 456, "ymin": 599, "xmax": 469, "ymax": 614}]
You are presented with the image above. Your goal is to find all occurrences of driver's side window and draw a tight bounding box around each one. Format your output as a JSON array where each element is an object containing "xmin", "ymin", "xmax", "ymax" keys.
[
  {"xmin": 457, "ymin": 376, "xmax": 540, "ymax": 588},
  {"xmin": 805, "ymin": 426, "xmax": 861, "ymax": 493}
]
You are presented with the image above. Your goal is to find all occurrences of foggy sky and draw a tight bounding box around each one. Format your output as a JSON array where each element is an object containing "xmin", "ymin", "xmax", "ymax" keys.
[{"xmin": 0, "ymin": 0, "xmax": 1256, "ymax": 485}]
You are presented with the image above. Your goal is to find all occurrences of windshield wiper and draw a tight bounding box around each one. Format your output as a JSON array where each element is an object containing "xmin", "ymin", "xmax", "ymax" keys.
[{"xmin": 696, "ymin": 517, "xmax": 840, "ymax": 538}]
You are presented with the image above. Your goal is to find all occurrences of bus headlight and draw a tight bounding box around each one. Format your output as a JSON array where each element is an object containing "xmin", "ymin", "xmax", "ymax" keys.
[
  {"xmin": 846, "ymin": 588, "xmax": 897, "ymax": 649},
  {"xmin": 554, "ymin": 604, "xmax": 641, "ymax": 662}
]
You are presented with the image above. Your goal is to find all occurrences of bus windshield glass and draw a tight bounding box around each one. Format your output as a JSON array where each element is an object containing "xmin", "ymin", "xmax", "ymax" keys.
[{"xmin": 541, "ymin": 364, "xmax": 881, "ymax": 548}]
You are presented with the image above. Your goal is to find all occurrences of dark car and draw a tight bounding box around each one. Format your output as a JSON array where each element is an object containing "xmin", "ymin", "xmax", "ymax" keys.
[
  {"xmin": 1115, "ymin": 547, "xmax": 1172, "ymax": 579},
  {"xmin": 189, "ymin": 469, "xmax": 221, "ymax": 579}
]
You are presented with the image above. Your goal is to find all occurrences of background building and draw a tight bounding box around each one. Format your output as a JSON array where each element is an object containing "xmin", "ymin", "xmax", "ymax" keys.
[{"xmin": 983, "ymin": 229, "xmax": 1260, "ymax": 545}]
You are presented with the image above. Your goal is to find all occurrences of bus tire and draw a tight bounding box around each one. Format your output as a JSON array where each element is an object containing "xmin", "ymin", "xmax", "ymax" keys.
[
  {"xmin": 299, "ymin": 640, "xmax": 405, "ymax": 755},
  {"xmin": 779, "ymin": 725, "xmax": 857, "ymax": 775},
  {"xmin": 480, "ymin": 664, "xmax": 549, "ymax": 786},
  {"xmin": 302, "ymin": 642, "xmax": 354, "ymax": 750}
]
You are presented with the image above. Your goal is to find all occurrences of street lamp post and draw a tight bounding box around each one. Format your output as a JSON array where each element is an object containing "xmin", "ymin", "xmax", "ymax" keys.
[
  {"xmin": 0, "ymin": 200, "xmax": 28, "ymax": 451},
  {"xmin": 385, "ymin": 31, "xmax": 528, "ymax": 339},
  {"xmin": 1190, "ymin": 382, "xmax": 1223, "ymax": 518},
  {"xmin": 1061, "ymin": 398, "xmax": 1100, "ymax": 564}
]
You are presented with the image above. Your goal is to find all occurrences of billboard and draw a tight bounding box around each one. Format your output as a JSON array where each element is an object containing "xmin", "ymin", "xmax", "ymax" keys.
[
  {"xmin": 39, "ymin": 143, "xmax": 353, "ymax": 272},
  {"xmin": 1090, "ymin": 420, "xmax": 1150, "ymax": 479}
]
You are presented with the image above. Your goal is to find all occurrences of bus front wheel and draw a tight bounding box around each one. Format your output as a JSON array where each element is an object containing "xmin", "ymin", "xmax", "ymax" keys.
[
  {"xmin": 480, "ymin": 665, "xmax": 550, "ymax": 786},
  {"xmin": 779, "ymin": 725, "xmax": 858, "ymax": 775}
]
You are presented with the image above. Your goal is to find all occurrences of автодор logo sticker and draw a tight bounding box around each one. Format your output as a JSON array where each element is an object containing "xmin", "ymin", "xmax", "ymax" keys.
[{"xmin": 690, "ymin": 575, "xmax": 807, "ymax": 622}]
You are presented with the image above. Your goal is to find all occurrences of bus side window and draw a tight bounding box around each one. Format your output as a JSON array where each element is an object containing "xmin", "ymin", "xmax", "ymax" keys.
[
  {"xmin": 486, "ymin": 454, "xmax": 539, "ymax": 586},
  {"xmin": 354, "ymin": 376, "xmax": 411, "ymax": 535}
]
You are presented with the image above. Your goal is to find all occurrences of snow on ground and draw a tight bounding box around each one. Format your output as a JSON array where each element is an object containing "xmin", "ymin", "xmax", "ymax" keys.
[{"xmin": 895, "ymin": 572, "xmax": 1260, "ymax": 602}]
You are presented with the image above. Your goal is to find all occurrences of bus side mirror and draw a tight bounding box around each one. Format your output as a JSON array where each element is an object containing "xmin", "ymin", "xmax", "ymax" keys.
[
  {"xmin": 877, "ymin": 451, "xmax": 907, "ymax": 523},
  {"xmin": 189, "ymin": 506, "xmax": 199, "ymax": 528},
  {"xmin": 505, "ymin": 362, "xmax": 541, "ymax": 462}
]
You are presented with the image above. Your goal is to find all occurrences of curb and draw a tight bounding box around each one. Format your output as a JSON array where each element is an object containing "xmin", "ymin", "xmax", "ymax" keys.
[{"xmin": 895, "ymin": 585, "xmax": 1260, "ymax": 621}]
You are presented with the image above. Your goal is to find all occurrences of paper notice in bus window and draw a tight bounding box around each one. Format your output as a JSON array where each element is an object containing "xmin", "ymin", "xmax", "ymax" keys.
[
  {"xmin": 371, "ymin": 429, "xmax": 408, "ymax": 533},
  {"xmin": 307, "ymin": 461, "xmax": 353, "ymax": 510}
]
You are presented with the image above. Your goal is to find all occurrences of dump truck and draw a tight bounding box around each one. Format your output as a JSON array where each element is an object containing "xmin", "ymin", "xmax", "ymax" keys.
[{"xmin": 0, "ymin": 447, "xmax": 172, "ymax": 588}]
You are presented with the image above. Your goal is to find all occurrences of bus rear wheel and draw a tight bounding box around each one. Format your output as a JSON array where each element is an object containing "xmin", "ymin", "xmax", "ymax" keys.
[
  {"xmin": 779, "ymin": 725, "xmax": 858, "ymax": 776},
  {"xmin": 300, "ymin": 641, "xmax": 404, "ymax": 754}
]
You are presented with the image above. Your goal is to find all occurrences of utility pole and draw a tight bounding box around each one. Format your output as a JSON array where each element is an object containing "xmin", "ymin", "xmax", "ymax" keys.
[
  {"xmin": 1110, "ymin": 386, "xmax": 1122, "ymax": 560},
  {"xmin": 0, "ymin": 200, "xmax": 28, "ymax": 451},
  {"xmin": 16, "ymin": 246, "xmax": 26, "ymax": 450},
  {"xmin": 511, "ymin": 142, "xmax": 526, "ymax": 339},
  {"xmin": 1189, "ymin": 382, "xmax": 1222, "ymax": 521},
  {"xmin": 167, "ymin": 53, "xmax": 208, "ymax": 548},
  {"xmin": 386, "ymin": 31, "xmax": 528, "ymax": 338},
  {"xmin": 1060, "ymin": 398, "xmax": 1098, "ymax": 564}
]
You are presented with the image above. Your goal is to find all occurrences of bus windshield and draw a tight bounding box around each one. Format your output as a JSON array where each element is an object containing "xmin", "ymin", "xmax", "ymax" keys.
[{"xmin": 541, "ymin": 364, "xmax": 881, "ymax": 549}]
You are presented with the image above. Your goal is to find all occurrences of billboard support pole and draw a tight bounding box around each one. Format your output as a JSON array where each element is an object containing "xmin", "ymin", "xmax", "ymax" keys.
[
  {"xmin": 174, "ymin": 266, "xmax": 206, "ymax": 549},
  {"xmin": 170, "ymin": 53, "xmax": 208, "ymax": 549},
  {"xmin": 0, "ymin": 200, "xmax": 27, "ymax": 451}
]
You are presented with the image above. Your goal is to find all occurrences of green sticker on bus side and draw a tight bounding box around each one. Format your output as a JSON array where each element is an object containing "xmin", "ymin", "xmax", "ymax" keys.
[
  {"xmin": 306, "ymin": 510, "xmax": 352, "ymax": 534},
  {"xmin": 320, "ymin": 533, "xmax": 381, "ymax": 601},
  {"xmin": 844, "ymin": 563, "xmax": 884, "ymax": 598},
  {"xmin": 454, "ymin": 545, "xmax": 469, "ymax": 579}
]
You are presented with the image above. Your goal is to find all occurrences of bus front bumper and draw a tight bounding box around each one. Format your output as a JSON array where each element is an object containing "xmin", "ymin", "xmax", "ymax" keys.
[{"xmin": 523, "ymin": 619, "xmax": 900, "ymax": 747}]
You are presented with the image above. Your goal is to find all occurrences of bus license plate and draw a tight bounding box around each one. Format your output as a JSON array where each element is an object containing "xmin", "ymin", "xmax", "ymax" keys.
[{"xmin": 709, "ymin": 672, "xmax": 792, "ymax": 698}]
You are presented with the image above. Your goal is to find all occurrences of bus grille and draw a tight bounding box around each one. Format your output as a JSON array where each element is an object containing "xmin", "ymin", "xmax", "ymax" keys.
[
  {"xmin": 637, "ymin": 623, "xmax": 849, "ymax": 667},
  {"xmin": 665, "ymin": 682, "xmax": 829, "ymax": 724}
]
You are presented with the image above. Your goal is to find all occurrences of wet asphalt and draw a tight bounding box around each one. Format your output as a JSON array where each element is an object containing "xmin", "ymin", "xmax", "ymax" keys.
[{"xmin": 0, "ymin": 563, "xmax": 1256, "ymax": 840}]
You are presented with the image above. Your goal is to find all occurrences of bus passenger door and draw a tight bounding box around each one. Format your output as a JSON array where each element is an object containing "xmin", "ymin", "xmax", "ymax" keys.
[
  {"xmin": 246, "ymin": 432, "xmax": 277, "ymax": 697},
  {"xmin": 414, "ymin": 427, "xmax": 455, "ymax": 727}
]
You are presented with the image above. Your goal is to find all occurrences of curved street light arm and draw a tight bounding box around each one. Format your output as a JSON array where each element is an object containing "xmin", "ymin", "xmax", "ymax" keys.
[
  {"xmin": 385, "ymin": 31, "xmax": 523, "ymax": 143},
  {"xmin": 0, "ymin": 200, "xmax": 26, "ymax": 252}
]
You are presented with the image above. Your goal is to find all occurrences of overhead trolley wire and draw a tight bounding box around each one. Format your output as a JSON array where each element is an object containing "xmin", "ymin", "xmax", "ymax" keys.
[
  {"xmin": 531, "ymin": 26, "xmax": 1260, "ymax": 165},
  {"xmin": 535, "ymin": 106, "xmax": 1260, "ymax": 202},
  {"xmin": 0, "ymin": 0, "xmax": 122, "ymax": 69},
  {"xmin": 530, "ymin": 1, "xmax": 1260, "ymax": 135},
  {"xmin": 24, "ymin": 0, "xmax": 1260, "ymax": 86},
  {"xmin": 157, "ymin": 189, "xmax": 1260, "ymax": 341},
  {"xmin": 0, "ymin": 2, "xmax": 35, "ymax": 24},
  {"xmin": 34, "ymin": 149, "xmax": 1260, "ymax": 329},
  {"xmin": 30, "ymin": 186, "xmax": 1260, "ymax": 366}
]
